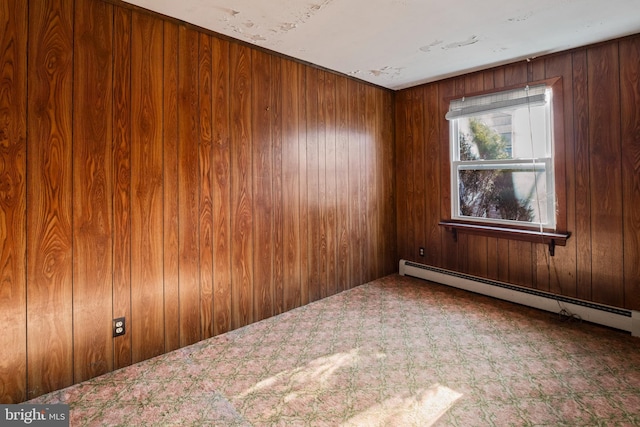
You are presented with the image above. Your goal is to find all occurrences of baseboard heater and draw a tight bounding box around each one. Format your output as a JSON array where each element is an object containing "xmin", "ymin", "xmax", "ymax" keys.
[{"xmin": 399, "ymin": 259, "xmax": 640, "ymax": 337}]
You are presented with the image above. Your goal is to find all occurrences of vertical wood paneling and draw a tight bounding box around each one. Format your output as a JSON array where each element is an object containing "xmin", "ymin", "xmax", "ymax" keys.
[
  {"xmin": 271, "ymin": 57, "xmax": 284, "ymax": 314},
  {"xmin": 364, "ymin": 85, "xmax": 378, "ymax": 282},
  {"xmin": 112, "ymin": 6, "xmax": 133, "ymax": 369},
  {"xmin": 348, "ymin": 79, "xmax": 363, "ymax": 287},
  {"xmin": 306, "ymin": 68, "xmax": 321, "ymax": 301},
  {"xmin": 72, "ymin": 0, "xmax": 113, "ymax": 382},
  {"xmin": 382, "ymin": 91, "xmax": 397, "ymax": 275},
  {"xmin": 587, "ymin": 43, "xmax": 623, "ymax": 307},
  {"xmin": 545, "ymin": 54, "xmax": 577, "ymax": 298},
  {"xmin": 317, "ymin": 71, "xmax": 328, "ymax": 298},
  {"xmin": 298, "ymin": 67, "xmax": 310, "ymax": 303},
  {"xmin": 0, "ymin": 0, "xmax": 27, "ymax": 404},
  {"xmin": 178, "ymin": 26, "xmax": 201, "ymax": 345},
  {"xmin": 324, "ymin": 72, "xmax": 338, "ymax": 297},
  {"xmin": 131, "ymin": 11, "xmax": 164, "ymax": 362},
  {"xmin": 335, "ymin": 77, "xmax": 350, "ymax": 291},
  {"xmin": 9, "ymin": 0, "xmax": 401, "ymax": 402},
  {"xmin": 212, "ymin": 37, "xmax": 232, "ymax": 335},
  {"xmin": 358, "ymin": 84, "xmax": 371, "ymax": 281},
  {"xmin": 230, "ymin": 43, "xmax": 253, "ymax": 329},
  {"xmin": 620, "ymin": 37, "xmax": 640, "ymax": 310},
  {"xmin": 395, "ymin": 91, "xmax": 409, "ymax": 261},
  {"xmin": 26, "ymin": 0, "xmax": 74, "ymax": 399},
  {"xmin": 162, "ymin": 20, "xmax": 180, "ymax": 351},
  {"xmin": 198, "ymin": 33, "xmax": 214, "ymax": 339},
  {"xmin": 252, "ymin": 49, "xmax": 274, "ymax": 321},
  {"xmin": 423, "ymin": 84, "xmax": 440, "ymax": 267},
  {"xmin": 572, "ymin": 50, "xmax": 592, "ymax": 302},
  {"xmin": 281, "ymin": 59, "xmax": 301, "ymax": 309}
]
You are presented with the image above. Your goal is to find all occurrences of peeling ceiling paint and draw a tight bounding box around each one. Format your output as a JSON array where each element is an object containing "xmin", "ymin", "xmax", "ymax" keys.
[{"xmin": 123, "ymin": 0, "xmax": 640, "ymax": 90}]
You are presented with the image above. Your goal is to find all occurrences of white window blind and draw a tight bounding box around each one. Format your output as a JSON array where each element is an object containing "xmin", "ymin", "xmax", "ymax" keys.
[{"xmin": 446, "ymin": 84, "xmax": 548, "ymax": 120}]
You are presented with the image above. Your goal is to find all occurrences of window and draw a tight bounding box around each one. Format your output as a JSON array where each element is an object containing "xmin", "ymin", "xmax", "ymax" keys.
[{"xmin": 446, "ymin": 83, "xmax": 555, "ymax": 229}]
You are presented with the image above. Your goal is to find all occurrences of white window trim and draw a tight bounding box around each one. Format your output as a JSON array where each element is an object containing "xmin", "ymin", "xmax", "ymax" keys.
[{"xmin": 447, "ymin": 84, "xmax": 556, "ymax": 230}]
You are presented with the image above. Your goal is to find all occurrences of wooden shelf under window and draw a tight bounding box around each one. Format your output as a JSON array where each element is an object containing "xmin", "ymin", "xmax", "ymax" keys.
[{"xmin": 439, "ymin": 220, "xmax": 571, "ymax": 256}]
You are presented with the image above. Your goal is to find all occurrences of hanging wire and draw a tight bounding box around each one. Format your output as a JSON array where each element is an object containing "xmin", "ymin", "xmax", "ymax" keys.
[{"xmin": 525, "ymin": 85, "xmax": 545, "ymax": 235}]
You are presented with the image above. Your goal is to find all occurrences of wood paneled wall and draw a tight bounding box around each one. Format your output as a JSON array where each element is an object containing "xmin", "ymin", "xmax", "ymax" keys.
[
  {"xmin": 396, "ymin": 34, "xmax": 640, "ymax": 312},
  {"xmin": 0, "ymin": 0, "xmax": 396, "ymax": 403}
]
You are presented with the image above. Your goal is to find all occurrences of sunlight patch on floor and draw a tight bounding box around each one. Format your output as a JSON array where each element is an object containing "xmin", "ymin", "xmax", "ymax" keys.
[
  {"xmin": 341, "ymin": 383, "xmax": 463, "ymax": 427},
  {"xmin": 237, "ymin": 349, "xmax": 360, "ymax": 400}
]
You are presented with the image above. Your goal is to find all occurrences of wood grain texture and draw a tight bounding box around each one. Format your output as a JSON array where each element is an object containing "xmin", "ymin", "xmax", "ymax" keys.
[
  {"xmin": 306, "ymin": 68, "xmax": 321, "ymax": 302},
  {"xmin": 619, "ymin": 37, "xmax": 640, "ymax": 310},
  {"xmin": 317, "ymin": 71, "xmax": 328, "ymax": 298},
  {"xmin": 72, "ymin": 0, "xmax": 113, "ymax": 382},
  {"xmin": 348, "ymin": 79, "xmax": 363, "ymax": 287},
  {"xmin": 26, "ymin": 0, "xmax": 74, "ymax": 399},
  {"xmin": 545, "ymin": 54, "xmax": 577, "ymax": 298},
  {"xmin": 587, "ymin": 43, "xmax": 624, "ymax": 307},
  {"xmin": 131, "ymin": 11, "xmax": 164, "ymax": 362},
  {"xmin": 0, "ymin": 0, "xmax": 27, "ymax": 404},
  {"xmin": 572, "ymin": 50, "xmax": 592, "ymax": 302},
  {"xmin": 112, "ymin": 5, "xmax": 133, "ymax": 369},
  {"xmin": 394, "ymin": 91, "xmax": 409, "ymax": 261},
  {"xmin": 358, "ymin": 84, "xmax": 371, "ymax": 282},
  {"xmin": 423, "ymin": 84, "xmax": 440, "ymax": 267},
  {"xmin": 252, "ymin": 49, "xmax": 274, "ymax": 321},
  {"xmin": 212, "ymin": 36, "xmax": 232, "ymax": 335},
  {"xmin": 335, "ymin": 76, "xmax": 350, "ymax": 291},
  {"xmin": 323, "ymin": 71, "xmax": 337, "ymax": 297},
  {"xmin": 281, "ymin": 59, "xmax": 302, "ymax": 310},
  {"xmin": 4, "ymin": 0, "xmax": 412, "ymax": 402},
  {"xmin": 381, "ymin": 90, "xmax": 397, "ymax": 275},
  {"xmin": 363, "ymin": 85, "xmax": 378, "ymax": 283},
  {"xmin": 271, "ymin": 57, "xmax": 284, "ymax": 314},
  {"xmin": 198, "ymin": 33, "xmax": 214, "ymax": 339},
  {"xmin": 178, "ymin": 26, "xmax": 202, "ymax": 345},
  {"xmin": 162, "ymin": 20, "xmax": 180, "ymax": 351},
  {"xmin": 230, "ymin": 43, "xmax": 253, "ymax": 329},
  {"xmin": 297, "ymin": 66, "xmax": 309, "ymax": 304}
]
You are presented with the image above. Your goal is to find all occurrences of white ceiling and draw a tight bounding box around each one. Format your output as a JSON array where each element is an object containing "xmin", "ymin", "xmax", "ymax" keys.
[{"xmin": 123, "ymin": 0, "xmax": 640, "ymax": 90}]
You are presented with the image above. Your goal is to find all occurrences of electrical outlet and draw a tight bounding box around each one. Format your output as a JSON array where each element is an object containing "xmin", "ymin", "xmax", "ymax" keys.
[
  {"xmin": 113, "ymin": 317, "xmax": 126, "ymax": 337},
  {"xmin": 419, "ymin": 247, "xmax": 425, "ymax": 257}
]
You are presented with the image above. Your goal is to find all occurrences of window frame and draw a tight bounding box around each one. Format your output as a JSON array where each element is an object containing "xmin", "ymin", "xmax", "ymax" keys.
[{"xmin": 439, "ymin": 77, "xmax": 570, "ymax": 255}]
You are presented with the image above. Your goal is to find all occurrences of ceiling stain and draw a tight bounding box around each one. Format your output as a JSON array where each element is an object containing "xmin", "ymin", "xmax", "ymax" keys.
[
  {"xmin": 444, "ymin": 35, "xmax": 479, "ymax": 49},
  {"xmin": 279, "ymin": 22, "xmax": 297, "ymax": 32},
  {"xmin": 508, "ymin": 12, "xmax": 533, "ymax": 22},
  {"xmin": 419, "ymin": 40, "xmax": 443, "ymax": 53},
  {"xmin": 301, "ymin": 0, "xmax": 335, "ymax": 21},
  {"xmin": 368, "ymin": 66, "xmax": 403, "ymax": 78}
]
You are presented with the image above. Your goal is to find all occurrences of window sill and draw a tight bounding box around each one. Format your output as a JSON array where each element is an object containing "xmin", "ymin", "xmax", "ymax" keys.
[{"xmin": 438, "ymin": 220, "xmax": 571, "ymax": 256}]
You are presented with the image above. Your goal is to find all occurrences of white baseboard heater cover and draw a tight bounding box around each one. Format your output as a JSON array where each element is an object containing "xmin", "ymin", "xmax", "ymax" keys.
[{"xmin": 399, "ymin": 259, "xmax": 640, "ymax": 337}]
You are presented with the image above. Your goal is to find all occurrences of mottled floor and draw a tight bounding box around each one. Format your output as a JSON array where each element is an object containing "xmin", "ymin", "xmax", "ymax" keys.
[{"xmin": 31, "ymin": 274, "xmax": 640, "ymax": 426}]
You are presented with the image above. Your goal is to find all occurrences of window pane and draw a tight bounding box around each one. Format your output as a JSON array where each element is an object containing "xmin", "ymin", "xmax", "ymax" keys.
[
  {"xmin": 455, "ymin": 103, "xmax": 550, "ymax": 161},
  {"xmin": 457, "ymin": 115, "xmax": 512, "ymax": 161},
  {"xmin": 458, "ymin": 168, "xmax": 548, "ymax": 224}
]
